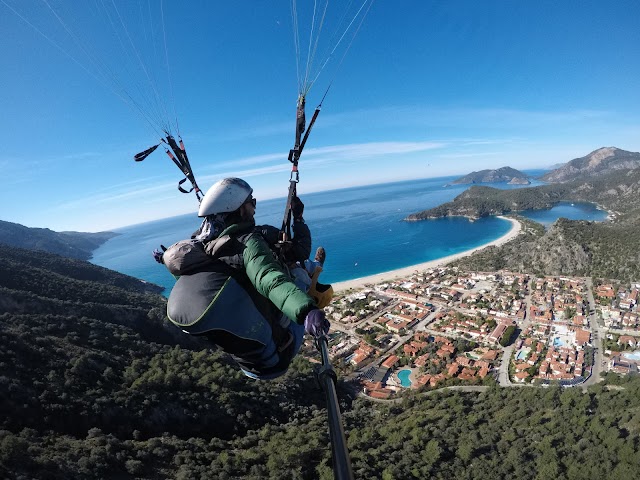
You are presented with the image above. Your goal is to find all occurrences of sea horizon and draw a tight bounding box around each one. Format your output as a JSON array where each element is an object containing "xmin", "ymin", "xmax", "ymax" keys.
[
  {"xmin": 99, "ymin": 171, "xmax": 551, "ymax": 232},
  {"xmin": 90, "ymin": 171, "xmax": 607, "ymax": 294}
]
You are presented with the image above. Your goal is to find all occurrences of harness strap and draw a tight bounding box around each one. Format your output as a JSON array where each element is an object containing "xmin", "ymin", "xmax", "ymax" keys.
[
  {"xmin": 279, "ymin": 102, "xmax": 322, "ymax": 245},
  {"xmin": 164, "ymin": 134, "xmax": 202, "ymax": 201}
]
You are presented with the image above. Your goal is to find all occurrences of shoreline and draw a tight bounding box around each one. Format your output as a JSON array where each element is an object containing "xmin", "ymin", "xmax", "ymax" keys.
[{"xmin": 332, "ymin": 216, "xmax": 522, "ymax": 292}]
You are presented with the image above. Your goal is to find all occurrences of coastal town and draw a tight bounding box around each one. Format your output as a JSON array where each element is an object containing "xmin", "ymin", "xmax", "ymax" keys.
[{"xmin": 313, "ymin": 266, "xmax": 640, "ymax": 400}]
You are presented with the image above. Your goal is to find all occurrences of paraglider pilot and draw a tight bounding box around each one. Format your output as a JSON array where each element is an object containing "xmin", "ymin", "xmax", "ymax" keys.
[{"xmin": 159, "ymin": 178, "xmax": 330, "ymax": 380}]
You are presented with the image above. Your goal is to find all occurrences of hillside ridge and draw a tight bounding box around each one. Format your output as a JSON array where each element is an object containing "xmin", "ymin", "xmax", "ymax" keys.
[
  {"xmin": 0, "ymin": 219, "xmax": 118, "ymax": 261},
  {"xmin": 540, "ymin": 146, "xmax": 640, "ymax": 182},
  {"xmin": 448, "ymin": 166, "xmax": 530, "ymax": 185}
]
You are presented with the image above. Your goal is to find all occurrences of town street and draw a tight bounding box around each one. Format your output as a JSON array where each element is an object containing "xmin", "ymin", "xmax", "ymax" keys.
[{"xmin": 581, "ymin": 277, "xmax": 604, "ymax": 388}]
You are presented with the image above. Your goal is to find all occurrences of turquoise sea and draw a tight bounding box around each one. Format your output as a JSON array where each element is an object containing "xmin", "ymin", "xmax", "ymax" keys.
[
  {"xmin": 520, "ymin": 201, "xmax": 608, "ymax": 227},
  {"xmin": 91, "ymin": 172, "xmax": 607, "ymax": 295}
]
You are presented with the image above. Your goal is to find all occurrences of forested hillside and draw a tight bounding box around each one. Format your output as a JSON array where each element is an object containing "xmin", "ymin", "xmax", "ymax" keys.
[
  {"xmin": 0, "ymin": 219, "xmax": 117, "ymax": 261},
  {"xmin": 540, "ymin": 147, "xmax": 640, "ymax": 182},
  {"xmin": 452, "ymin": 216, "xmax": 640, "ymax": 281},
  {"xmin": 2, "ymin": 244, "xmax": 640, "ymax": 479},
  {"xmin": 0, "ymin": 244, "xmax": 163, "ymax": 295},
  {"xmin": 407, "ymin": 168, "xmax": 640, "ymax": 221},
  {"xmin": 409, "ymin": 168, "xmax": 640, "ymax": 280}
]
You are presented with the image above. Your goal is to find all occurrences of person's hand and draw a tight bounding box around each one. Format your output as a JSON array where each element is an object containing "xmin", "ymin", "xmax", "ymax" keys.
[
  {"xmin": 152, "ymin": 249, "xmax": 164, "ymax": 264},
  {"xmin": 291, "ymin": 196, "xmax": 304, "ymax": 220},
  {"xmin": 152, "ymin": 245, "xmax": 167, "ymax": 264},
  {"xmin": 304, "ymin": 309, "xmax": 330, "ymax": 337}
]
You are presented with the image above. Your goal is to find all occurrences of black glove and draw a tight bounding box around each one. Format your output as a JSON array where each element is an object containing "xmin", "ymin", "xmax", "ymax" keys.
[
  {"xmin": 291, "ymin": 196, "xmax": 304, "ymax": 220},
  {"xmin": 304, "ymin": 309, "xmax": 330, "ymax": 337}
]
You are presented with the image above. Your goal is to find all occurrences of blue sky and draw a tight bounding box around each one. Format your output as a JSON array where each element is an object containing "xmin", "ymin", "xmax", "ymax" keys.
[{"xmin": 2, "ymin": 1, "xmax": 639, "ymax": 232}]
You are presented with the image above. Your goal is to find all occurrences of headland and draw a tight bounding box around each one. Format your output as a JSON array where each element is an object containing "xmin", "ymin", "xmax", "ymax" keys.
[{"xmin": 333, "ymin": 216, "xmax": 521, "ymax": 292}]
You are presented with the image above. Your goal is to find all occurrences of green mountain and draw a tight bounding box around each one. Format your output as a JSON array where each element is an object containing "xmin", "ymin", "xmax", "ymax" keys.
[
  {"xmin": 2, "ymin": 239, "xmax": 640, "ymax": 478},
  {"xmin": 407, "ymin": 166, "xmax": 640, "ymax": 222},
  {"xmin": 0, "ymin": 242, "xmax": 164, "ymax": 295},
  {"xmin": 452, "ymin": 215, "xmax": 640, "ymax": 281},
  {"xmin": 0, "ymin": 219, "xmax": 118, "ymax": 261},
  {"xmin": 540, "ymin": 147, "xmax": 640, "ymax": 183},
  {"xmin": 0, "ymin": 243, "xmax": 337, "ymax": 478},
  {"xmin": 448, "ymin": 166, "xmax": 531, "ymax": 185},
  {"xmin": 406, "ymin": 164, "xmax": 640, "ymax": 280}
]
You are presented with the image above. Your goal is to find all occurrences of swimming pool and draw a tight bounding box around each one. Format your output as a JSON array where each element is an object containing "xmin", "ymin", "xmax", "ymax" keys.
[
  {"xmin": 516, "ymin": 350, "xmax": 528, "ymax": 361},
  {"xmin": 553, "ymin": 337, "xmax": 565, "ymax": 347},
  {"xmin": 397, "ymin": 369, "xmax": 412, "ymax": 388},
  {"xmin": 622, "ymin": 351, "xmax": 640, "ymax": 361}
]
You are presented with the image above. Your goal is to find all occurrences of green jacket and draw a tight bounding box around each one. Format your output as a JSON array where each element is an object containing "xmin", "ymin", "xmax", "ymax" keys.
[
  {"xmin": 236, "ymin": 223, "xmax": 316, "ymax": 324},
  {"xmin": 175, "ymin": 220, "xmax": 315, "ymax": 326},
  {"xmin": 166, "ymin": 220, "xmax": 315, "ymax": 376}
]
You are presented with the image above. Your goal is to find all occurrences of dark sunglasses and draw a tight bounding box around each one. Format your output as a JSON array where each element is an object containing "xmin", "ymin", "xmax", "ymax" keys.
[{"xmin": 244, "ymin": 197, "xmax": 257, "ymax": 207}]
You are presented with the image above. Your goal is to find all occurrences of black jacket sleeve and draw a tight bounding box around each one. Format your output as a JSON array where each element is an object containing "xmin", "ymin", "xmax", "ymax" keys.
[
  {"xmin": 255, "ymin": 221, "xmax": 311, "ymax": 264},
  {"xmin": 290, "ymin": 219, "xmax": 311, "ymax": 263},
  {"xmin": 255, "ymin": 225, "xmax": 280, "ymax": 246}
]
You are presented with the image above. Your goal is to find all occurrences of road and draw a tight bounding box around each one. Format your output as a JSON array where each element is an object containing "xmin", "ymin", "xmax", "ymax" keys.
[
  {"xmin": 581, "ymin": 277, "xmax": 605, "ymax": 388},
  {"xmin": 496, "ymin": 276, "xmax": 534, "ymax": 386}
]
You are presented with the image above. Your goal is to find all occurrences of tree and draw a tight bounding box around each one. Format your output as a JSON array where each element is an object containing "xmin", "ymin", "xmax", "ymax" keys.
[{"xmin": 500, "ymin": 326, "xmax": 517, "ymax": 347}]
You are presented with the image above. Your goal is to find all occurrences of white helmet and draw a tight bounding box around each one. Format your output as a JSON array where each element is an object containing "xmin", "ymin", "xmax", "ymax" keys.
[{"xmin": 198, "ymin": 178, "xmax": 253, "ymax": 217}]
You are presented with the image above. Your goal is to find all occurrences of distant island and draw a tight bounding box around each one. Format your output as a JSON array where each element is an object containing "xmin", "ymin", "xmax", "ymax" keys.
[{"xmin": 447, "ymin": 166, "xmax": 530, "ymax": 186}]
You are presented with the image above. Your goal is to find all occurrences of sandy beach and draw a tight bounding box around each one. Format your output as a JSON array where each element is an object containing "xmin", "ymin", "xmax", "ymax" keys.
[{"xmin": 332, "ymin": 216, "xmax": 522, "ymax": 292}]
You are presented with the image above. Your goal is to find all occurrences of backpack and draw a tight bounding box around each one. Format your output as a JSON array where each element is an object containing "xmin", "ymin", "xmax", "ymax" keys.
[{"xmin": 162, "ymin": 239, "xmax": 213, "ymax": 275}]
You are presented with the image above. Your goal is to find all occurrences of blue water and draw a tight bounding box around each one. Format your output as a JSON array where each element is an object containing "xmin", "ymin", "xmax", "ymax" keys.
[
  {"xmin": 398, "ymin": 369, "xmax": 412, "ymax": 388},
  {"xmin": 90, "ymin": 173, "xmax": 606, "ymax": 295},
  {"xmin": 553, "ymin": 337, "xmax": 565, "ymax": 348},
  {"xmin": 516, "ymin": 350, "xmax": 528, "ymax": 361},
  {"xmin": 622, "ymin": 351, "xmax": 640, "ymax": 361},
  {"xmin": 520, "ymin": 201, "xmax": 608, "ymax": 227}
]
